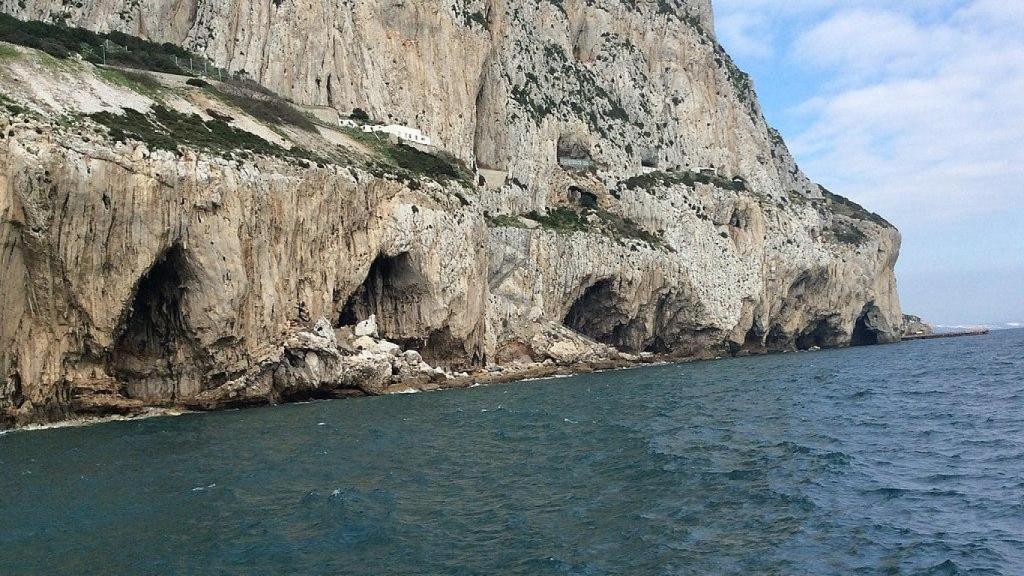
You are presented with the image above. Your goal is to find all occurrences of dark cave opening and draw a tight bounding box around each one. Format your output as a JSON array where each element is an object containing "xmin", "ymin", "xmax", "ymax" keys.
[
  {"xmin": 338, "ymin": 252, "xmax": 426, "ymax": 333},
  {"xmin": 742, "ymin": 325, "xmax": 765, "ymax": 351},
  {"xmin": 568, "ymin": 185, "xmax": 599, "ymax": 209},
  {"xmin": 563, "ymin": 279, "xmax": 635, "ymax": 350},
  {"xmin": 796, "ymin": 320, "xmax": 834, "ymax": 350},
  {"xmin": 338, "ymin": 254, "xmax": 480, "ymax": 368},
  {"xmin": 851, "ymin": 307, "xmax": 882, "ymax": 347},
  {"xmin": 108, "ymin": 244, "xmax": 203, "ymax": 399}
]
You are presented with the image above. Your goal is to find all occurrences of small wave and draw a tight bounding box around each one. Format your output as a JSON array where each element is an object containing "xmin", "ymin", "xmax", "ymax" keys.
[
  {"xmin": 522, "ymin": 374, "xmax": 574, "ymax": 382},
  {"xmin": 921, "ymin": 473, "xmax": 966, "ymax": 483},
  {"xmin": 821, "ymin": 451, "xmax": 851, "ymax": 466},
  {"xmin": 864, "ymin": 487, "xmax": 909, "ymax": 499},
  {"xmin": 921, "ymin": 559, "xmax": 961, "ymax": 576},
  {"xmin": 2, "ymin": 408, "xmax": 190, "ymax": 434},
  {"xmin": 774, "ymin": 441, "xmax": 813, "ymax": 454}
]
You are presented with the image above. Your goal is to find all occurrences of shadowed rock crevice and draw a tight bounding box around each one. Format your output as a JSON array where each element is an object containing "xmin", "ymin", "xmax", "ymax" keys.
[
  {"xmin": 339, "ymin": 252, "xmax": 428, "ymax": 329},
  {"xmin": 852, "ymin": 303, "xmax": 885, "ymax": 347},
  {"xmin": 396, "ymin": 327, "xmax": 483, "ymax": 369},
  {"xmin": 339, "ymin": 253, "xmax": 483, "ymax": 369},
  {"xmin": 563, "ymin": 279, "xmax": 640, "ymax": 351},
  {"xmin": 796, "ymin": 317, "xmax": 843, "ymax": 350},
  {"xmin": 108, "ymin": 244, "xmax": 206, "ymax": 402}
]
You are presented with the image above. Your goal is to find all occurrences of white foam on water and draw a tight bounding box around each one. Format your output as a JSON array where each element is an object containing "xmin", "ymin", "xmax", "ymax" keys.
[{"xmin": 4, "ymin": 408, "xmax": 190, "ymax": 434}]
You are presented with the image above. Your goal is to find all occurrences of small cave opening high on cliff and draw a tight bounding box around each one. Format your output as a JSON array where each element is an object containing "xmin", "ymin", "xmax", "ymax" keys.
[
  {"xmin": 640, "ymin": 148, "xmax": 659, "ymax": 169},
  {"xmin": 108, "ymin": 245, "xmax": 204, "ymax": 400},
  {"xmin": 557, "ymin": 133, "xmax": 593, "ymax": 170},
  {"xmin": 339, "ymin": 252, "xmax": 428, "ymax": 333},
  {"xmin": 568, "ymin": 185, "xmax": 599, "ymax": 209},
  {"xmin": 563, "ymin": 279, "xmax": 636, "ymax": 351}
]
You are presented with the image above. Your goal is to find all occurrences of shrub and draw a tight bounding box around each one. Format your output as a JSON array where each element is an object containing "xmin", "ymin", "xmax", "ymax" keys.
[
  {"xmin": 0, "ymin": 13, "xmax": 204, "ymax": 75},
  {"xmin": 621, "ymin": 169, "xmax": 745, "ymax": 192},
  {"xmin": 206, "ymin": 108, "xmax": 234, "ymax": 122},
  {"xmin": 206, "ymin": 79, "xmax": 316, "ymax": 131},
  {"xmin": 0, "ymin": 91, "xmax": 29, "ymax": 116},
  {"xmin": 487, "ymin": 214, "xmax": 525, "ymax": 228},
  {"xmin": 518, "ymin": 206, "xmax": 668, "ymax": 249},
  {"xmin": 338, "ymin": 126, "xmax": 472, "ymax": 186},
  {"xmin": 350, "ymin": 107, "xmax": 370, "ymax": 122},
  {"xmin": 827, "ymin": 220, "xmax": 868, "ymax": 246},
  {"xmin": 186, "ymin": 78, "xmax": 209, "ymax": 88},
  {"xmin": 90, "ymin": 105, "xmax": 323, "ymax": 164},
  {"xmin": 818, "ymin": 185, "xmax": 891, "ymax": 228},
  {"xmin": 385, "ymin": 141, "xmax": 462, "ymax": 179}
]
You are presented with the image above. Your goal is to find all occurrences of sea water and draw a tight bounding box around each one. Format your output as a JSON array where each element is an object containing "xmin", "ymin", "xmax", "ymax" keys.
[{"xmin": 2, "ymin": 330, "xmax": 1022, "ymax": 575}]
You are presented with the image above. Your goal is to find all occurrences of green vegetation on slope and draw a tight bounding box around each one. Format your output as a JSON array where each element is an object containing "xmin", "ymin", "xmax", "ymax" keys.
[
  {"xmin": 621, "ymin": 169, "xmax": 747, "ymax": 193},
  {"xmin": 94, "ymin": 67, "xmax": 164, "ymax": 96},
  {"xmin": 0, "ymin": 14, "xmax": 319, "ymax": 135},
  {"xmin": 0, "ymin": 13, "xmax": 197, "ymax": 75},
  {"xmin": 0, "ymin": 91, "xmax": 29, "ymax": 116},
  {"xmin": 339, "ymin": 127, "xmax": 473, "ymax": 186},
  {"xmin": 90, "ymin": 105, "xmax": 323, "ymax": 164},
  {"xmin": 490, "ymin": 207, "xmax": 668, "ymax": 250},
  {"xmin": 203, "ymin": 79, "xmax": 317, "ymax": 132},
  {"xmin": 826, "ymin": 220, "xmax": 869, "ymax": 246},
  {"xmin": 818, "ymin": 185, "xmax": 891, "ymax": 228}
]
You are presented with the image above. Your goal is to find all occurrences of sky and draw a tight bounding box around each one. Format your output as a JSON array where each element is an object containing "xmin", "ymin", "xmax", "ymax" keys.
[{"xmin": 712, "ymin": 0, "xmax": 1024, "ymax": 327}]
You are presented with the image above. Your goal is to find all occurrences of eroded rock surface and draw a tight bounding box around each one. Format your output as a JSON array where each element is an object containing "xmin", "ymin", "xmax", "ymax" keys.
[{"xmin": 0, "ymin": 2, "xmax": 905, "ymax": 428}]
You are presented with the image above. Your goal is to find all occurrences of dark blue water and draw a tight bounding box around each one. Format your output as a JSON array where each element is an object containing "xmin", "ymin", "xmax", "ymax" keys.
[{"xmin": 2, "ymin": 330, "xmax": 1023, "ymax": 575}]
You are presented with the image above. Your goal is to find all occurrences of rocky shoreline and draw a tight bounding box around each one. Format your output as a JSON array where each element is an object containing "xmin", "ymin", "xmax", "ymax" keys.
[
  {"xmin": 5, "ymin": 309, "xmax": 923, "ymax": 433},
  {"xmin": 4, "ymin": 321, "xmax": 679, "ymax": 434},
  {"xmin": 57, "ymin": 315, "xmax": 677, "ymax": 426},
  {"xmin": 1, "ymin": 4, "xmax": 907, "ymax": 430}
]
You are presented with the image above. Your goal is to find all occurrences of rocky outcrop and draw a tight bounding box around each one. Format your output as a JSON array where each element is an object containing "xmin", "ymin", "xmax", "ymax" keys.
[
  {"xmin": 901, "ymin": 314, "xmax": 934, "ymax": 338},
  {"xmin": 0, "ymin": 1, "xmax": 905, "ymax": 428}
]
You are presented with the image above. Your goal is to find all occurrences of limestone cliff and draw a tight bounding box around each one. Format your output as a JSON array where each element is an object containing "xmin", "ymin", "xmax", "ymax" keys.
[{"xmin": 0, "ymin": 1, "xmax": 904, "ymax": 428}]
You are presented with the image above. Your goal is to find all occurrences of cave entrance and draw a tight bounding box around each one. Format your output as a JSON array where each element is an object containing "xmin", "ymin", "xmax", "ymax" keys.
[
  {"xmin": 556, "ymin": 133, "xmax": 594, "ymax": 170},
  {"xmin": 797, "ymin": 319, "xmax": 835, "ymax": 350},
  {"xmin": 563, "ymin": 279, "xmax": 636, "ymax": 350},
  {"xmin": 640, "ymin": 147, "xmax": 659, "ymax": 169},
  {"xmin": 339, "ymin": 252, "xmax": 428, "ymax": 336},
  {"xmin": 108, "ymin": 244, "xmax": 204, "ymax": 401},
  {"xmin": 569, "ymin": 185, "xmax": 598, "ymax": 209},
  {"xmin": 851, "ymin": 305, "xmax": 882, "ymax": 347},
  {"xmin": 742, "ymin": 325, "xmax": 765, "ymax": 351}
]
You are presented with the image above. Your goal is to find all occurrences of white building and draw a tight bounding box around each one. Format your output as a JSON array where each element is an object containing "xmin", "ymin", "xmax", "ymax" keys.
[{"xmin": 359, "ymin": 124, "xmax": 433, "ymax": 147}]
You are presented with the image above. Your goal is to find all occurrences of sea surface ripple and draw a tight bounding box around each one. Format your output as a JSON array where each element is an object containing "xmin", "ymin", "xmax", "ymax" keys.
[{"xmin": 2, "ymin": 330, "xmax": 1023, "ymax": 575}]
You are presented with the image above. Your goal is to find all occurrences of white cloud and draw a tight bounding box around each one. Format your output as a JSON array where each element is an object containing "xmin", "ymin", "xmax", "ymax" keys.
[
  {"xmin": 716, "ymin": 11, "xmax": 774, "ymax": 60},
  {"xmin": 713, "ymin": 0, "xmax": 1024, "ymax": 324},
  {"xmin": 716, "ymin": 0, "xmax": 1024, "ymax": 227},
  {"xmin": 786, "ymin": 3, "xmax": 1024, "ymax": 228}
]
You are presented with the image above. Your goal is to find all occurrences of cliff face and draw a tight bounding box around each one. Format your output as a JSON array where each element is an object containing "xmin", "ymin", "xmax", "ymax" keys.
[{"xmin": 0, "ymin": 0, "xmax": 904, "ymax": 428}]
